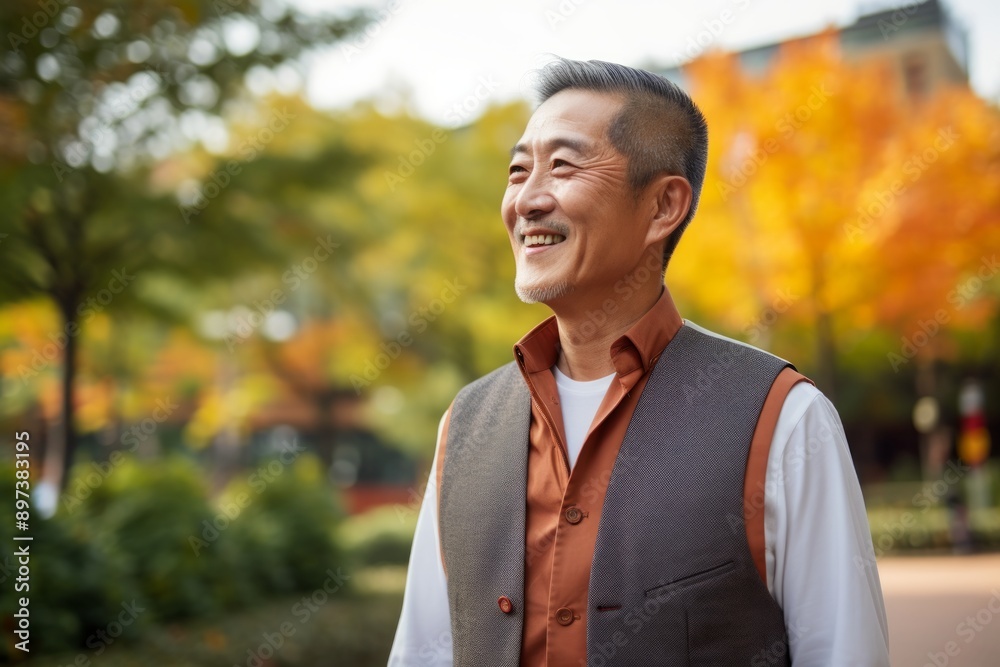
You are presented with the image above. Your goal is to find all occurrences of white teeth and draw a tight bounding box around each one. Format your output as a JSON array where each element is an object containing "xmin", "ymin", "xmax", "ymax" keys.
[{"xmin": 524, "ymin": 234, "xmax": 566, "ymax": 247}]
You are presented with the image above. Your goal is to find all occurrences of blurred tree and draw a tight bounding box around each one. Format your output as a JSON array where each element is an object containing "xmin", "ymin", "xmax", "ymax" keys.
[
  {"xmin": 0, "ymin": 0, "xmax": 366, "ymax": 491},
  {"xmin": 861, "ymin": 87, "xmax": 1000, "ymax": 351},
  {"xmin": 672, "ymin": 34, "xmax": 1000, "ymax": 399},
  {"xmin": 211, "ymin": 99, "xmax": 537, "ymax": 456}
]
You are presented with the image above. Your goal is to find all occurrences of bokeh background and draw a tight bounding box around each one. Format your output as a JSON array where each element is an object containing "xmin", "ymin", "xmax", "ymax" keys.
[{"xmin": 1, "ymin": 0, "xmax": 999, "ymax": 665}]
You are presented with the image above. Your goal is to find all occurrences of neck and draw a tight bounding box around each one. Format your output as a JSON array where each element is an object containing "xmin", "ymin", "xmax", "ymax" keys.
[{"xmin": 552, "ymin": 283, "xmax": 664, "ymax": 381}]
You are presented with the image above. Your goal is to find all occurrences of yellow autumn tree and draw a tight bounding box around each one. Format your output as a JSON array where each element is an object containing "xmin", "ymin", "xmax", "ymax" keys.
[{"xmin": 670, "ymin": 32, "xmax": 1000, "ymax": 396}]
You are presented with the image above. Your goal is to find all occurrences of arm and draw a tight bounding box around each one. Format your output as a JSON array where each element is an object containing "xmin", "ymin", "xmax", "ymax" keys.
[
  {"xmin": 765, "ymin": 383, "xmax": 890, "ymax": 666},
  {"xmin": 387, "ymin": 413, "xmax": 453, "ymax": 666}
]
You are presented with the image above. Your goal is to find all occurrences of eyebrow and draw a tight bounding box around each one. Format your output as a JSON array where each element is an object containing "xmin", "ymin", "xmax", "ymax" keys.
[{"xmin": 509, "ymin": 136, "xmax": 593, "ymax": 159}]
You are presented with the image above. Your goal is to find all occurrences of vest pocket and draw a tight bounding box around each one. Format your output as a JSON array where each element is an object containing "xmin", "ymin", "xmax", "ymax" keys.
[{"xmin": 644, "ymin": 560, "xmax": 736, "ymax": 598}]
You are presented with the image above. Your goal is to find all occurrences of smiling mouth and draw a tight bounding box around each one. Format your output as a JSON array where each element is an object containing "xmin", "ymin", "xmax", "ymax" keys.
[{"xmin": 522, "ymin": 234, "xmax": 566, "ymax": 248}]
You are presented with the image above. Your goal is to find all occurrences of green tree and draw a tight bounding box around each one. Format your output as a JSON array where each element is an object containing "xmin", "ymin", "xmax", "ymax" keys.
[
  {"xmin": 0, "ymin": 0, "xmax": 367, "ymax": 490},
  {"xmin": 191, "ymin": 99, "xmax": 539, "ymax": 457}
]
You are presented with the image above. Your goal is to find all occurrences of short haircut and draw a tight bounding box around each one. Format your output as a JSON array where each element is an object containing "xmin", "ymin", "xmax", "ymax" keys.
[{"xmin": 534, "ymin": 57, "xmax": 709, "ymax": 269}]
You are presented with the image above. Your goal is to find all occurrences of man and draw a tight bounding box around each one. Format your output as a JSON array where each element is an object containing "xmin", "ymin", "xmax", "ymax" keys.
[{"xmin": 389, "ymin": 58, "xmax": 889, "ymax": 666}]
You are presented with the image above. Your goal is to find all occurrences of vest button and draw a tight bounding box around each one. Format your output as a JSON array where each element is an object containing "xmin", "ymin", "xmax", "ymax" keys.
[
  {"xmin": 556, "ymin": 607, "xmax": 575, "ymax": 626},
  {"xmin": 498, "ymin": 596, "xmax": 514, "ymax": 614},
  {"xmin": 565, "ymin": 506, "xmax": 583, "ymax": 524}
]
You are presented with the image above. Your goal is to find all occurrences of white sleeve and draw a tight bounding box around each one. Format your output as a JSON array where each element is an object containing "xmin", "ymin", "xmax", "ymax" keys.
[
  {"xmin": 764, "ymin": 383, "xmax": 890, "ymax": 667},
  {"xmin": 387, "ymin": 413, "xmax": 453, "ymax": 667}
]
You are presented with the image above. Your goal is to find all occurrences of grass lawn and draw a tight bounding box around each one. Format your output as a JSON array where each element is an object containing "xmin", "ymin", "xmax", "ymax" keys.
[{"xmin": 23, "ymin": 567, "xmax": 408, "ymax": 667}]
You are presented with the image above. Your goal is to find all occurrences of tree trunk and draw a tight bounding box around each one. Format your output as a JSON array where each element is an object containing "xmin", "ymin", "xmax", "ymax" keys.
[
  {"xmin": 37, "ymin": 296, "xmax": 79, "ymax": 513},
  {"xmin": 810, "ymin": 252, "xmax": 837, "ymax": 401},
  {"xmin": 816, "ymin": 307, "xmax": 838, "ymax": 401},
  {"xmin": 315, "ymin": 392, "xmax": 339, "ymax": 477},
  {"xmin": 57, "ymin": 299, "xmax": 78, "ymax": 492}
]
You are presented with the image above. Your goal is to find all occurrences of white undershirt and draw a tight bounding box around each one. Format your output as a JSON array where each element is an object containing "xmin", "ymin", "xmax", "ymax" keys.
[
  {"xmin": 552, "ymin": 366, "xmax": 615, "ymax": 470},
  {"xmin": 389, "ymin": 371, "xmax": 890, "ymax": 666}
]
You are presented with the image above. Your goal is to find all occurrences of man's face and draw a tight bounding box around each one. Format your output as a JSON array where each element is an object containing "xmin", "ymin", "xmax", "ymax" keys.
[{"xmin": 502, "ymin": 88, "xmax": 655, "ymax": 308}]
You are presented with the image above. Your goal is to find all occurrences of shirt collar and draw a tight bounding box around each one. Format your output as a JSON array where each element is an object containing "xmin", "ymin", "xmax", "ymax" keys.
[{"xmin": 513, "ymin": 286, "xmax": 684, "ymax": 379}]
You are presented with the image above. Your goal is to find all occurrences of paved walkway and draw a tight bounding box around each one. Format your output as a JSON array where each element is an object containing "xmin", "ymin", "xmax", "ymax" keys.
[{"xmin": 879, "ymin": 554, "xmax": 1000, "ymax": 667}]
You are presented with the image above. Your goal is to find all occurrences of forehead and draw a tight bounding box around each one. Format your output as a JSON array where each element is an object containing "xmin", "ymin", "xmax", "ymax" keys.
[{"xmin": 515, "ymin": 88, "xmax": 624, "ymax": 153}]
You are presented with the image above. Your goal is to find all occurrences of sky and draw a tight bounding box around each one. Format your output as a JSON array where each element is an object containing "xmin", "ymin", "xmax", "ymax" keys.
[{"xmin": 295, "ymin": 0, "xmax": 1000, "ymax": 126}]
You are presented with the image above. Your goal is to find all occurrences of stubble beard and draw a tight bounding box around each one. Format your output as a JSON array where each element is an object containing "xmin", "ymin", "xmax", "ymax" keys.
[
  {"xmin": 510, "ymin": 219, "xmax": 574, "ymax": 304},
  {"xmin": 514, "ymin": 277, "xmax": 573, "ymax": 305}
]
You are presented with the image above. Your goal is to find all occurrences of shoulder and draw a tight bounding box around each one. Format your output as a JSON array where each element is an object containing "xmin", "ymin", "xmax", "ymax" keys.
[
  {"xmin": 770, "ymin": 381, "xmax": 850, "ymax": 475},
  {"xmin": 674, "ymin": 322, "xmax": 797, "ymax": 402},
  {"xmin": 776, "ymin": 381, "xmax": 826, "ymax": 429},
  {"xmin": 680, "ymin": 320, "xmax": 793, "ymax": 368},
  {"xmin": 448, "ymin": 361, "xmax": 528, "ymax": 433},
  {"xmin": 454, "ymin": 361, "xmax": 522, "ymax": 404}
]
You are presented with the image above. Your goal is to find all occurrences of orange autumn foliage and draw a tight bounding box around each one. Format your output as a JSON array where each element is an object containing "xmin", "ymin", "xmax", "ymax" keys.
[{"xmin": 669, "ymin": 32, "xmax": 1000, "ymax": 375}]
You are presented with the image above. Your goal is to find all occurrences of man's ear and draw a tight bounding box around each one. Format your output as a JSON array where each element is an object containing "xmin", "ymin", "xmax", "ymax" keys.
[{"xmin": 643, "ymin": 174, "xmax": 692, "ymax": 247}]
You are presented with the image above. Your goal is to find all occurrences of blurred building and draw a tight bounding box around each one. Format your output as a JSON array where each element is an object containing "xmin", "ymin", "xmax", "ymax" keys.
[{"xmin": 656, "ymin": 0, "xmax": 969, "ymax": 99}]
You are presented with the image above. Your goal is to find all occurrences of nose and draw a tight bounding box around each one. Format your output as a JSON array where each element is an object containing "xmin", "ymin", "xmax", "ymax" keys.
[{"xmin": 513, "ymin": 169, "xmax": 556, "ymax": 221}]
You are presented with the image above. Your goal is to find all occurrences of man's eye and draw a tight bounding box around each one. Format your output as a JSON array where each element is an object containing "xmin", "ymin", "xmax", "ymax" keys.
[
  {"xmin": 552, "ymin": 159, "xmax": 571, "ymax": 169},
  {"xmin": 509, "ymin": 165, "xmax": 527, "ymax": 175}
]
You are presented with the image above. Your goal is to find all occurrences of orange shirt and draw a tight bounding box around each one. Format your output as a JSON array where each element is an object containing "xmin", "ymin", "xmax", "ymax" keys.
[{"xmin": 437, "ymin": 287, "xmax": 804, "ymax": 666}]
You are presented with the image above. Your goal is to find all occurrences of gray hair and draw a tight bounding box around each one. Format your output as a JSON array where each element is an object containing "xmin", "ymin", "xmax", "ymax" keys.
[{"xmin": 534, "ymin": 57, "xmax": 709, "ymax": 268}]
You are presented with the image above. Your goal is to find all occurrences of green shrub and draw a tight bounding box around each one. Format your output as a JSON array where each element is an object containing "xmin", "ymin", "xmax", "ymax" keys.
[
  {"xmin": 27, "ymin": 590, "xmax": 403, "ymax": 667},
  {"xmin": 865, "ymin": 461, "xmax": 1000, "ymax": 555},
  {"xmin": 339, "ymin": 505, "xmax": 417, "ymax": 567},
  {"xmin": 0, "ymin": 464, "xmax": 137, "ymax": 658},
  {"xmin": 68, "ymin": 456, "xmax": 255, "ymax": 622},
  {"xmin": 221, "ymin": 454, "xmax": 348, "ymax": 595},
  {"xmin": 2, "ymin": 453, "xmax": 348, "ymax": 658}
]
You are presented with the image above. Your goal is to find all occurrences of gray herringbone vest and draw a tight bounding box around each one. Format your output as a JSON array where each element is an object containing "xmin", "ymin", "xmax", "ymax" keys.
[{"xmin": 440, "ymin": 323, "xmax": 792, "ymax": 666}]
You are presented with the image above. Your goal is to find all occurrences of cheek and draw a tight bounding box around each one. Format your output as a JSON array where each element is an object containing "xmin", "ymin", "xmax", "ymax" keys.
[{"xmin": 500, "ymin": 191, "xmax": 516, "ymax": 225}]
